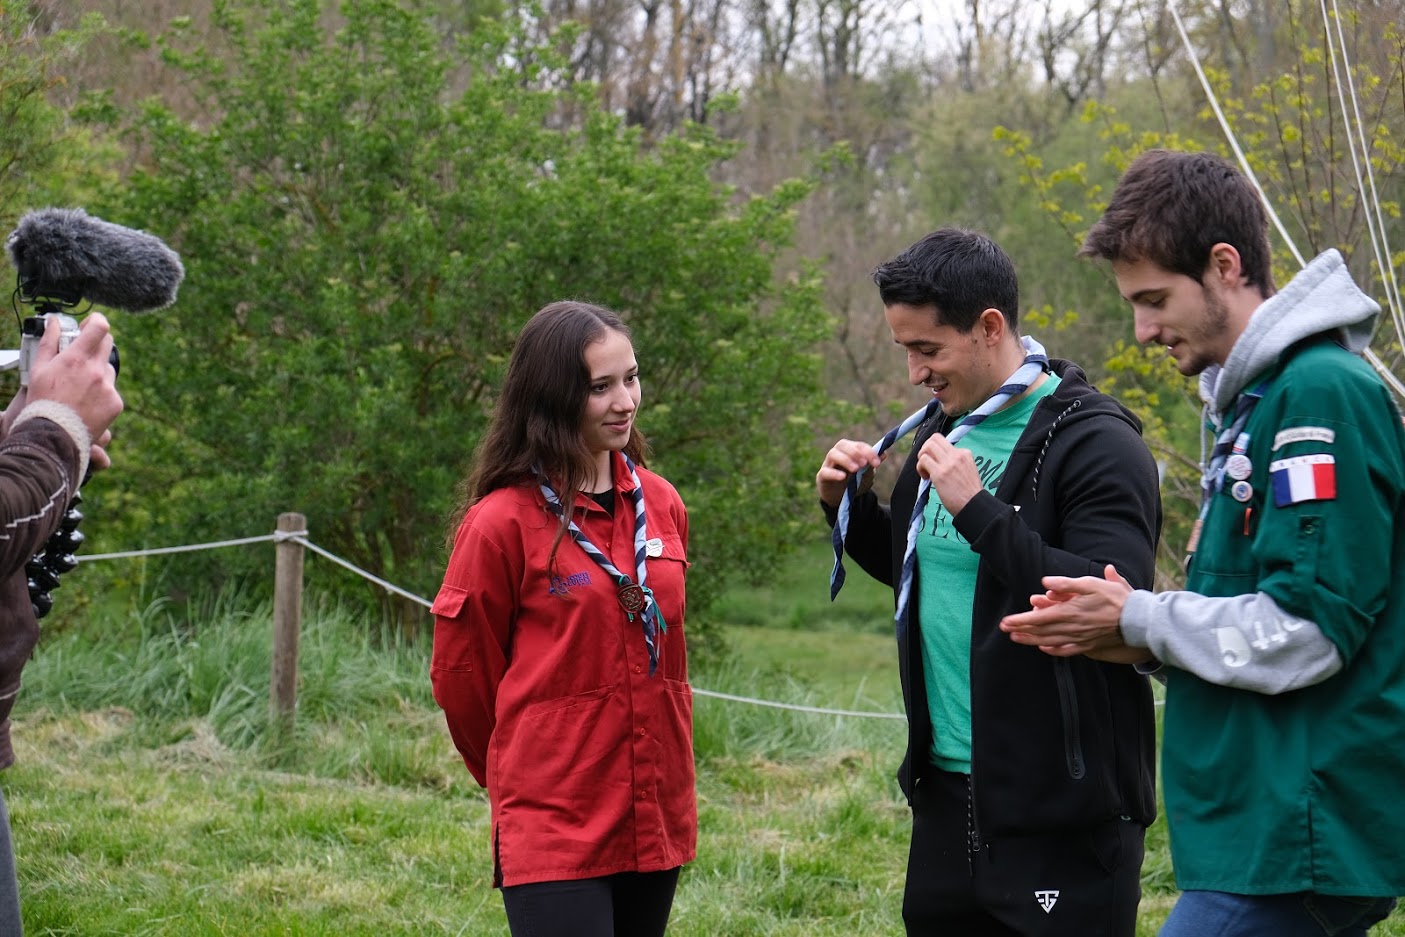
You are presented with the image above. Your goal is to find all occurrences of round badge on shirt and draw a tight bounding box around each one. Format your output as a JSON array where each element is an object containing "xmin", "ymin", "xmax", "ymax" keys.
[{"xmin": 1225, "ymin": 454, "xmax": 1253, "ymax": 481}]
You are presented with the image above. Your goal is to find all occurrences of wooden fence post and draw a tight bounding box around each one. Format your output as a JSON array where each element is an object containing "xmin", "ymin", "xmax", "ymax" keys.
[{"xmin": 271, "ymin": 512, "xmax": 306, "ymax": 733}]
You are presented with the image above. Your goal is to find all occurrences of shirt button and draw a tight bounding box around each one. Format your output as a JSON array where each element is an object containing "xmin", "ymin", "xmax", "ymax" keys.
[
  {"xmin": 633, "ymin": 665, "xmax": 642, "ymax": 674},
  {"xmin": 638, "ymin": 727, "xmax": 646, "ymax": 737}
]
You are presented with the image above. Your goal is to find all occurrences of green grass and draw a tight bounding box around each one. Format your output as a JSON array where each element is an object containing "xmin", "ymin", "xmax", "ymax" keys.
[
  {"xmin": 11, "ymin": 716, "xmax": 494, "ymax": 936},
  {"xmin": 4, "ymin": 540, "xmax": 1404, "ymax": 934}
]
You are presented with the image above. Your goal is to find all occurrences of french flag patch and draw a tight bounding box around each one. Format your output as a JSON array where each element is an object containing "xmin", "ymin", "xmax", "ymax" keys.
[{"xmin": 1269, "ymin": 454, "xmax": 1337, "ymax": 507}]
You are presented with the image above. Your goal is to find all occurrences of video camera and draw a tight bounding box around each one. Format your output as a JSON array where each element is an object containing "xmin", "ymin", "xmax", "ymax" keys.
[{"xmin": 3, "ymin": 208, "xmax": 183, "ymax": 617}]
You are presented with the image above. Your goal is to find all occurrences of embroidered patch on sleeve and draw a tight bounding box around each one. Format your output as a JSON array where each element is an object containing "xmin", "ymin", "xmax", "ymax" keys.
[
  {"xmin": 1272, "ymin": 426, "xmax": 1336, "ymax": 450},
  {"xmin": 1269, "ymin": 454, "xmax": 1337, "ymax": 507}
]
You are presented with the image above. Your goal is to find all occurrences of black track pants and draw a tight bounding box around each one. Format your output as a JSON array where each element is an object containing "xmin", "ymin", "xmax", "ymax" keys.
[{"xmin": 902, "ymin": 768, "xmax": 1144, "ymax": 937}]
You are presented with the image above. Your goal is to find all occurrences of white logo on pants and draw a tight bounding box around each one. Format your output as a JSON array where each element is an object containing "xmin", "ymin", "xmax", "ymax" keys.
[{"xmin": 1035, "ymin": 890, "xmax": 1059, "ymax": 913}]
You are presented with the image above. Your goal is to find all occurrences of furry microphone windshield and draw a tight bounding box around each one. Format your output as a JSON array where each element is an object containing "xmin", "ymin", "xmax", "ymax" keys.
[{"xmin": 6, "ymin": 207, "xmax": 184, "ymax": 312}]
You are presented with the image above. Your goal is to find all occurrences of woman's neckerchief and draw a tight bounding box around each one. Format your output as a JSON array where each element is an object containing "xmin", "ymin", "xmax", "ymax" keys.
[{"xmin": 539, "ymin": 456, "xmax": 667, "ymax": 675}]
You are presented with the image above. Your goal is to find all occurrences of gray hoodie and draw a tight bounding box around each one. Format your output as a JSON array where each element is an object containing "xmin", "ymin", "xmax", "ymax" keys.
[
  {"xmin": 1121, "ymin": 249, "xmax": 1381, "ymax": 694},
  {"xmin": 1199, "ymin": 248, "xmax": 1378, "ymax": 416}
]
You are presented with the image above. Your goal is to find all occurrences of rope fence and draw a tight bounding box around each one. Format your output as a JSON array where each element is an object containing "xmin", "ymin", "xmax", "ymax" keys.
[
  {"xmin": 78, "ymin": 513, "xmax": 1169, "ymax": 728},
  {"xmin": 76, "ymin": 513, "xmax": 911, "ymax": 727}
]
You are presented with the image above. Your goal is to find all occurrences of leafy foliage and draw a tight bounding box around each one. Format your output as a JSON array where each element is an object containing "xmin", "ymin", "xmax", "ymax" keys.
[
  {"xmin": 0, "ymin": 1, "xmax": 109, "ymax": 217},
  {"xmin": 997, "ymin": 8, "xmax": 1405, "ymax": 586},
  {"xmin": 76, "ymin": 0, "xmax": 833, "ymax": 638},
  {"xmin": 996, "ymin": 114, "xmax": 1211, "ymax": 585}
]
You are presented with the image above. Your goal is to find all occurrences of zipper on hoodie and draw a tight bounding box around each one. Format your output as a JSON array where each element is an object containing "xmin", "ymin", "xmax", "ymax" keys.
[
  {"xmin": 966, "ymin": 772, "xmax": 981, "ymax": 874},
  {"xmin": 967, "ymin": 626, "xmax": 983, "ymax": 872},
  {"xmin": 1054, "ymin": 659, "xmax": 1086, "ymax": 779}
]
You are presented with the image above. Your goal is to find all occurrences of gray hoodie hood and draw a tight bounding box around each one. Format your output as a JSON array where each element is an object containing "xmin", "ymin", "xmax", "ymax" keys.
[{"xmin": 1198, "ymin": 249, "xmax": 1380, "ymax": 418}]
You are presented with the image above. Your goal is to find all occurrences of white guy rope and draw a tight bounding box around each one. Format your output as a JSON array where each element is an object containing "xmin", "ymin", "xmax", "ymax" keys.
[
  {"xmin": 691, "ymin": 687, "xmax": 908, "ymax": 719},
  {"xmin": 1167, "ymin": 2, "xmax": 1306, "ymax": 268},
  {"xmin": 1321, "ymin": 0, "xmax": 1405, "ymax": 346},
  {"xmin": 287, "ymin": 535, "xmax": 434, "ymax": 609},
  {"xmin": 1168, "ymin": 2, "xmax": 1405, "ymax": 401},
  {"xmin": 1365, "ymin": 348, "xmax": 1405, "ymax": 401},
  {"xmin": 290, "ymin": 537, "xmax": 918, "ymax": 718},
  {"xmin": 75, "ymin": 527, "xmax": 918, "ymax": 720},
  {"xmin": 79, "ymin": 532, "xmax": 289, "ymax": 561}
]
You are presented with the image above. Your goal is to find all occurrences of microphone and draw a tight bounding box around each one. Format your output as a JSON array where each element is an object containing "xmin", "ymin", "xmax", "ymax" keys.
[
  {"xmin": 6, "ymin": 207, "xmax": 184, "ymax": 312},
  {"xmin": 2, "ymin": 208, "xmax": 182, "ymax": 620}
]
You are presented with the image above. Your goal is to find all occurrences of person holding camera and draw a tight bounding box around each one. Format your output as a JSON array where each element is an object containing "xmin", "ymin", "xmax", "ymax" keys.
[
  {"xmin": 0, "ymin": 312, "xmax": 122, "ymax": 933},
  {"xmin": 430, "ymin": 300, "xmax": 694, "ymax": 937}
]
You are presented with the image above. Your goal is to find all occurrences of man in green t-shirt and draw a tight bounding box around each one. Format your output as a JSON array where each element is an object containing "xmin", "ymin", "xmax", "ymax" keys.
[
  {"xmin": 1002, "ymin": 149, "xmax": 1404, "ymax": 936},
  {"xmin": 818, "ymin": 227, "xmax": 1163, "ymax": 935}
]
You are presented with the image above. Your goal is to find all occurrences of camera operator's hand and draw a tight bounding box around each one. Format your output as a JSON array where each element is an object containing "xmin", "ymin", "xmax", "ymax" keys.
[
  {"xmin": 0, "ymin": 388, "xmax": 27, "ymax": 440},
  {"xmin": 26, "ymin": 313, "xmax": 123, "ymax": 445},
  {"xmin": 88, "ymin": 430, "xmax": 114, "ymax": 472}
]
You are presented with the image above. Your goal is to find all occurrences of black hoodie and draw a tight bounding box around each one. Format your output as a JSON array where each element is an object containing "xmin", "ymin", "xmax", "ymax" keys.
[{"xmin": 826, "ymin": 358, "xmax": 1162, "ymax": 835}]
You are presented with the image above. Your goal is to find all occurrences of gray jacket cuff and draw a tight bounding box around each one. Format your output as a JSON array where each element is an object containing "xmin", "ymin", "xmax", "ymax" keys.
[{"xmin": 1120, "ymin": 590, "xmax": 1156, "ymax": 648}]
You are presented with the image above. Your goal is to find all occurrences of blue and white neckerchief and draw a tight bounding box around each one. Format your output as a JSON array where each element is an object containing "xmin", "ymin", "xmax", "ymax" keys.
[
  {"xmin": 1185, "ymin": 379, "xmax": 1268, "ymax": 558},
  {"xmin": 829, "ymin": 397, "xmax": 942, "ymax": 600},
  {"xmin": 892, "ymin": 337, "xmax": 1048, "ymax": 633},
  {"xmin": 830, "ymin": 336, "xmax": 1049, "ymax": 613},
  {"xmin": 539, "ymin": 456, "xmax": 667, "ymax": 675}
]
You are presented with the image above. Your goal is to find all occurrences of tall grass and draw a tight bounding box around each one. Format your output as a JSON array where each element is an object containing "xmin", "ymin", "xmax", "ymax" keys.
[
  {"xmin": 9, "ymin": 581, "xmax": 924, "ymax": 935},
  {"xmin": 5, "ymin": 543, "xmax": 1403, "ymax": 934},
  {"xmin": 21, "ymin": 589, "xmax": 454, "ymax": 789}
]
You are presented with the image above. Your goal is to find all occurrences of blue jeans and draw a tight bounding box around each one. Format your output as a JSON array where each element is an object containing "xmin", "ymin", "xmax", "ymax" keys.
[{"xmin": 1160, "ymin": 890, "xmax": 1396, "ymax": 937}]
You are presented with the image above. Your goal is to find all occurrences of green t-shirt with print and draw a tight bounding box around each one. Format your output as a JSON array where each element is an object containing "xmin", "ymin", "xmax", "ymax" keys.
[{"xmin": 916, "ymin": 374, "xmax": 1060, "ymax": 773}]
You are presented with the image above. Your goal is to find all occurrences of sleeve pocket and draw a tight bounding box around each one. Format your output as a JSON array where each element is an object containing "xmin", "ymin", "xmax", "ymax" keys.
[
  {"xmin": 1288, "ymin": 514, "xmax": 1323, "ymax": 611},
  {"xmin": 658, "ymin": 534, "xmax": 690, "ymax": 567},
  {"xmin": 431, "ymin": 583, "xmax": 469, "ymax": 618}
]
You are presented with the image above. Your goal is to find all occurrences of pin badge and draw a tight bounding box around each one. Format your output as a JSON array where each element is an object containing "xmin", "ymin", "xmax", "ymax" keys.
[
  {"xmin": 1231, "ymin": 480, "xmax": 1253, "ymax": 502},
  {"xmin": 618, "ymin": 583, "xmax": 647, "ymax": 614},
  {"xmin": 645, "ymin": 537, "xmax": 663, "ymax": 558},
  {"xmin": 1225, "ymin": 454, "xmax": 1253, "ymax": 481}
]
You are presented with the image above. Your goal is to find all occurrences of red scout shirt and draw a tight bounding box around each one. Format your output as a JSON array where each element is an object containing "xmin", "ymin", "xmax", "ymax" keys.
[{"xmin": 430, "ymin": 451, "xmax": 696, "ymax": 887}]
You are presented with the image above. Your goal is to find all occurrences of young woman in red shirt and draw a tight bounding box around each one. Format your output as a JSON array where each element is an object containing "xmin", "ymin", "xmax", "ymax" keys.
[{"xmin": 431, "ymin": 300, "xmax": 695, "ymax": 937}]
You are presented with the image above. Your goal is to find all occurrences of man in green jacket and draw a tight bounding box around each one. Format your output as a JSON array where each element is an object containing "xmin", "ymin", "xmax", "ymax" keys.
[{"xmin": 1000, "ymin": 148, "xmax": 1404, "ymax": 936}]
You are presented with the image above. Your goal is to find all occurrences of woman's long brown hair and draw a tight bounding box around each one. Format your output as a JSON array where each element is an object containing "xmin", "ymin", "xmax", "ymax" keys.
[{"xmin": 446, "ymin": 300, "xmax": 650, "ymax": 572}]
